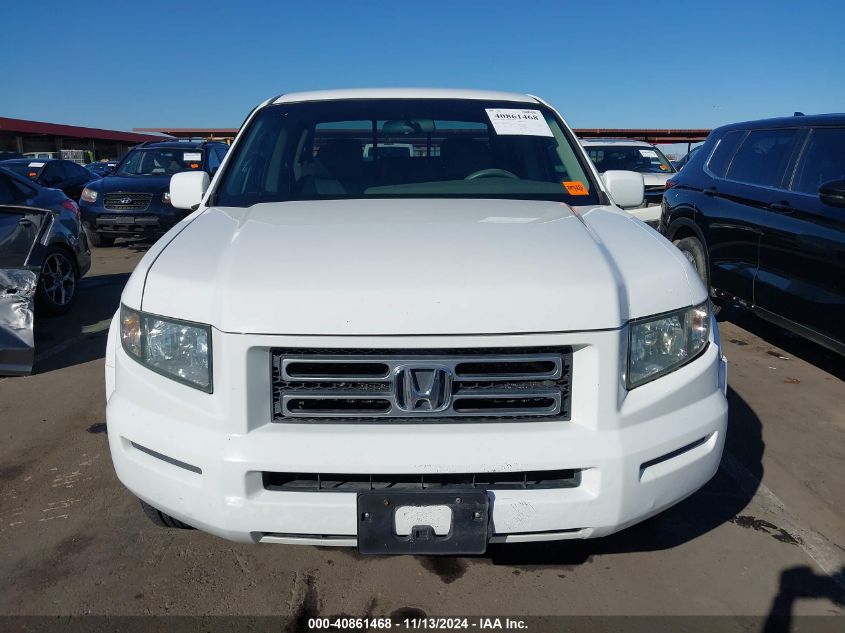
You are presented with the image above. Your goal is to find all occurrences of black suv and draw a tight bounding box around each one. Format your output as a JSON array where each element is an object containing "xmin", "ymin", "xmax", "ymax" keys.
[
  {"xmin": 660, "ymin": 114, "xmax": 845, "ymax": 355},
  {"xmin": 78, "ymin": 140, "xmax": 228, "ymax": 246}
]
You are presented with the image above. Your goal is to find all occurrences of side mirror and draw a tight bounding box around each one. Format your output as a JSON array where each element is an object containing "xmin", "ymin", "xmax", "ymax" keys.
[
  {"xmin": 170, "ymin": 171, "xmax": 210, "ymax": 210},
  {"xmin": 601, "ymin": 170, "xmax": 645, "ymax": 209},
  {"xmin": 819, "ymin": 180, "xmax": 845, "ymax": 208}
]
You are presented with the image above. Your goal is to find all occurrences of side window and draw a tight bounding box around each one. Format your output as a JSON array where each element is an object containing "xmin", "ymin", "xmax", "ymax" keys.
[
  {"xmin": 68, "ymin": 161, "xmax": 90, "ymax": 181},
  {"xmin": 724, "ymin": 128, "xmax": 800, "ymax": 188},
  {"xmin": 215, "ymin": 146, "xmax": 228, "ymax": 163},
  {"xmin": 0, "ymin": 174, "xmax": 15, "ymax": 204},
  {"xmin": 792, "ymin": 127, "xmax": 845, "ymax": 195},
  {"xmin": 207, "ymin": 148, "xmax": 221, "ymax": 173},
  {"xmin": 40, "ymin": 162, "xmax": 63, "ymax": 186},
  {"xmin": 0, "ymin": 173, "xmax": 33, "ymax": 203},
  {"xmin": 706, "ymin": 130, "xmax": 744, "ymax": 178}
]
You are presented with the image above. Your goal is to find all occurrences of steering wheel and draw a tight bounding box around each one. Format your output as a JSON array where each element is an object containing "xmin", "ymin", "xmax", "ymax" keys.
[{"xmin": 464, "ymin": 168, "xmax": 519, "ymax": 181}]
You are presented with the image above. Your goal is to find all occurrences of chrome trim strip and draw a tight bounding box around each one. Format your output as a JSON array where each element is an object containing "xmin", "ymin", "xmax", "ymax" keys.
[
  {"xmin": 282, "ymin": 390, "xmax": 561, "ymax": 418},
  {"xmin": 281, "ymin": 354, "xmax": 562, "ymax": 382}
]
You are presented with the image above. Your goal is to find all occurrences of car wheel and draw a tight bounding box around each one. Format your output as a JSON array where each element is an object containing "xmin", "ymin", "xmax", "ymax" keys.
[
  {"xmin": 37, "ymin": 247, "xmax": 79, "ymax": 315},
  {"xmin": 86, "ymin": 230, "xmax": 115, "ymax": 248},
  {"xmin": 674, "ymin": 236, "xmax": 709, "ymax": 287},
  {"xmin": 140, "ymin": 500, "xmax": 194, "ymax": 530}
]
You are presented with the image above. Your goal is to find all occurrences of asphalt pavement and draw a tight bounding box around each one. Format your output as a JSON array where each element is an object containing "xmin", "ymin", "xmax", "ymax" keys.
[{"xmin": 1, "ymin": 241, "xmax": 843, "ymax": 625}]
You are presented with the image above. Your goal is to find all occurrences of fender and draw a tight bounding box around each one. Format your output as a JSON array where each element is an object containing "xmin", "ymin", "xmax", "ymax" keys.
[
  {"xmin": 665, "ymin": 212, "xmax": 707, "ymax": 246},
  {"xmin": 664, "ymin": 211, "xmax": 715, "ymax": 294}
]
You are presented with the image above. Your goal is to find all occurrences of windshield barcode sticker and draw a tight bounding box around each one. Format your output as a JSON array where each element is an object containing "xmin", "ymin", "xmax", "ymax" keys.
[
  {"xmin": 183, "ymin": 152, "xmax": 202, "ymax": 162},
  {"xmin": 485, "ymin": 109, "xmax": 554, "ymax": 137}
]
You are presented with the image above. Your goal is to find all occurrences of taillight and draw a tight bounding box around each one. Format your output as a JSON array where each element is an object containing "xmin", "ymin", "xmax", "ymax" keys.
[
  {"xmin": 664, "ymin": 179, "xmax": 677, "ymax": 191},
  {"xmin": 61, "ymin": 199, "xmax": 80, "ymax": 218}
]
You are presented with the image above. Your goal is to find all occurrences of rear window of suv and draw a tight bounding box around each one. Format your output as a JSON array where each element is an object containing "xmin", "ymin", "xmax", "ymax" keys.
[
  {"xmin": 705, "ymin": 130, "xmax": 744, "ymax": 178},
  {"xmin": 791, "ymin": 127, "xmax": 845, "ymax": 195},
  {"xmin": 723, "ymin": 128, "xmax": 801, "ymax": 188}
]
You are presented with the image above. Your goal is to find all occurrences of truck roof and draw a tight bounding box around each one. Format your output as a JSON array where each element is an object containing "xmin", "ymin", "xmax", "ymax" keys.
[{"xmin": 272, "ymin": 88, "xmax": 540, "ymax": 105}]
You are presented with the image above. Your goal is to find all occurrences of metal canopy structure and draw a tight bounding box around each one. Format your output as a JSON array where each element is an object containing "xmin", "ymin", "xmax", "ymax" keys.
[
  {"xmin": 135, "ymin": 127, "xmax": 713, "ymax": 144},
  {"xmin": 0, "ymin": 117, "xmax": 166, "ymax": 159},
  {"xmin": 575, "ymin": 128, "xmax": 712, "ymax": 143},
  {"xmin": 134, "ymin": 128, "xmax": 238, "ymax": 141}
]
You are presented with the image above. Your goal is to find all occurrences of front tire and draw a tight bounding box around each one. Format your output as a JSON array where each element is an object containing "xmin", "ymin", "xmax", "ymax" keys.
[
  {"xmin": 37, "ymin": 247, "xmax": 79, "ymax": 315},
  {"xmin": 140, "ymin": 500, "xmax": 194, "ymax": 530},
  {"xmin": 674, "ymin": 236, "xmax": 709, "ymax": 288}
]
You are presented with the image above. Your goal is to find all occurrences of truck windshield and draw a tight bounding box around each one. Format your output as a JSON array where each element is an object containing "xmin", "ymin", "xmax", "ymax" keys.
[
  {"xmin": 215, "ymin": 99, "xmax": 601, "ymax": 206},
  {"xmin": 586, "ymin": 145, "xmax": 675, "ymax": 174},
  {"xmin": 116, "ymin": 148, "xmax": 205, "ymax": 177}
]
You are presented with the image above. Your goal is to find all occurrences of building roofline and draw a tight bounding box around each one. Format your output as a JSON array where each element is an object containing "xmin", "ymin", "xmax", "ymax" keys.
[{"xmin": 0, "ymin": 117, "xmax": 168, "ymax": 143}]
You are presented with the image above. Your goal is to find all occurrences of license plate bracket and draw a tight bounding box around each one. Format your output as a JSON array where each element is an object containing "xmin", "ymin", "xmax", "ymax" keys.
[{"xmin": 357, "ymin": 490, "xmax": 489, "ymax": 555}]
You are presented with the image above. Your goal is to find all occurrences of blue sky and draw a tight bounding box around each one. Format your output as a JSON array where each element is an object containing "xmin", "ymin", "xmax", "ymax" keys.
[{"xmin": 1, "ymin": 0, "xmax": 843, "ymax": 133}]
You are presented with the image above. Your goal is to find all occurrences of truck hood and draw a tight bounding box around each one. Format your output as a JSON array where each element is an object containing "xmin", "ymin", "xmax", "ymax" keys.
[
  {"xmin": 138, "ymin": 199, "xmax": 703, "ymax": 335},
  {"xmin": 642, "ymin": 172, "xmax": 673, "ymax": 187}
]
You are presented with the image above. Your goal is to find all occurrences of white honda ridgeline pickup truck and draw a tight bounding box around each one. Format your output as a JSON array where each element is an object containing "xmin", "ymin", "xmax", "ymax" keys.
[{"xmin": 106, "ymin": 89, "xmax": 728, "ymax": 555}]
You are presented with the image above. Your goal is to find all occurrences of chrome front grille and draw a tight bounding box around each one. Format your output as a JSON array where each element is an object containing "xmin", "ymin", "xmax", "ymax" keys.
[
  {"xmin": 103, "ymin": 193, "xmax": 153, "ymax": 211},
  {"xmin": 271, "ymin": 347, "xmax": 572, "ymax": 422}
]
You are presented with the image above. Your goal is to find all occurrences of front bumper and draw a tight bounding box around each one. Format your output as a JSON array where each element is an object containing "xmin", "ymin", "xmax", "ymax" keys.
[
  {"xmin": 105, "ymin": 319, "xmax": 728, "ymax": 546},
  {"xmin": 80, "ymin": 202, "xmax": 185, "ymax": 236}
]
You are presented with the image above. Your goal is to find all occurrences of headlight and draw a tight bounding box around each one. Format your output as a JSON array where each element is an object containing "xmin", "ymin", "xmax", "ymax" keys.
[
  {"xmin": 627, "ymin": 302, "xmax": 710, "ymax": 389},
  {"xmin": 120, "ymin": 305, "xmax": 212, "ymax": 392},
  {"xmin": 80, "ymin": 187, "xmax": 98, "ymax": 203}
]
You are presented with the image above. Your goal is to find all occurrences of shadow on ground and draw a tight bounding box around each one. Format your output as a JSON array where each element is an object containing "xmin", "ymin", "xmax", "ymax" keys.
[
  {"xmin": 718, "ymin": 305, "xmax": 844, "ymax": 381},
  {"xmin": 32, "ymin": 271, "xmax": 130, "ymax": 373},
  {"xmin": 117, "ymin": 237, "xmax": 155, "ymax": 253},
  {"xmin": 763, "ymin": 565, "xmax": 845, "ymax": 632}
]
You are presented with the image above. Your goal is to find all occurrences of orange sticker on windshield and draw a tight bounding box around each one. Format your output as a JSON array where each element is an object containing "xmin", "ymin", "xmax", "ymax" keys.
[
  {"xmin": 563, "ymin": 181, "xmax": 589, "ymax": 196},
  {"xmin": 190, "ymin": 163, "xmax": 200, "ymax": 169}
]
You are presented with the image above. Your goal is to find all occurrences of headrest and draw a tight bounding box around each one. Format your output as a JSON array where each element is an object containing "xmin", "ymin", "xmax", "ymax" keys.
[{"xmin": 317, "ymin": 139, "xmax": 363, "ymax": 175}]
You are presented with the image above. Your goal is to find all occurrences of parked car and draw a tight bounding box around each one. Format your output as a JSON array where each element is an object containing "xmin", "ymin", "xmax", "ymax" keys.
[
  {"xmin": 581, "ymin": 139, "xmax": 676, "ymax": 226},
  {"xmin": 23, "ymin": 151, "xmax": 59, "ymax": 159},
  {"xmin": 106, "ymin": 89, "xmax": 728, "ymax": 553},
  {"xmin": 85, "ymin": 161, "xmax": 118, "ymax": 178},
  {"xmin": 661, "ymin": 113, "xmax": 845, "ymax": 355},
  {"xmin": 78, "ymin": 140, "xmax": 229, "ymax": 247},
  {"xmin": 1, "ymin": 205, "xmax": 54, "ymax": 375},
  {"xmin": 0, "ymin": 167, "xmax": 91, "ymax": 315},
  {"xmin": 0, "ymin": 158, "xmax": 100, "ymax": 202}
]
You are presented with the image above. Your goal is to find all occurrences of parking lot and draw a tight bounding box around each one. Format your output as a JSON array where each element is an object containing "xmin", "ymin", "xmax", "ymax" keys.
[{"xmin": 1, "ymin": 242, "xmax": 843, "ymax": 621}]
